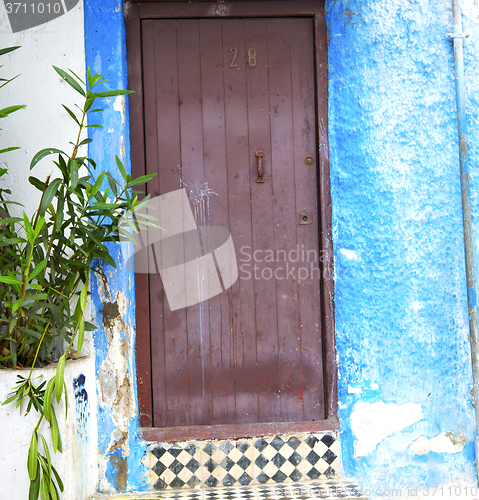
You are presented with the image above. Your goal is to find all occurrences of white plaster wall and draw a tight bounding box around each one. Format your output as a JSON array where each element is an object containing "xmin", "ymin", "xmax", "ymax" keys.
[
  {"xmin": 0, "ymin": 0, "xmax": 86, "ymax": 218},
  {"xmin": 0, "ymin": 3, "xmax": 100, "ymax": 500},
  {"xmin": 0, "ymin": 358, "xmax": 99, "ymax": 500}
]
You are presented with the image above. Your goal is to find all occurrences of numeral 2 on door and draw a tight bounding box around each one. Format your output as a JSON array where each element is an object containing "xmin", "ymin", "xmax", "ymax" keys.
[{"xmin": 229, "ymin": 47, "xmax": 238, "ymax": 68}]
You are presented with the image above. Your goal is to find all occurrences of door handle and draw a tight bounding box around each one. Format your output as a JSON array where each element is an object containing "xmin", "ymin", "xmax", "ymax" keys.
[{"xmin": 255, "ymin": 151, "xmax": 264, "ymax": 183}]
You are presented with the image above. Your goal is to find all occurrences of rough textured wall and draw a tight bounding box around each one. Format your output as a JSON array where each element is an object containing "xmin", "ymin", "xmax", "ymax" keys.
[
  {"xmin": 0, "ymin": 3, "xmax": 101, "ymax": 500},
  {"xmin": 84, "ymin": 0, "xmax": 150, "ymax": 493},
  {"xmin": 326, "ymin": 0, "xmax": 477, "ymax": 492},
  {"xmin": 465, "ymin": 2, "xmax": 479, "ymax": 287},
  {"xmin": 0, "ymin": 360, "xmax": 97, "ymax": 500}
]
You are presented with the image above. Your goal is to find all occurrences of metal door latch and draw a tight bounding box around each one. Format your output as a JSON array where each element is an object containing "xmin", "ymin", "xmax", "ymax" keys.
[{"xmin": 255, "ymin": 151, "xmax": 264, "ymax": 183}]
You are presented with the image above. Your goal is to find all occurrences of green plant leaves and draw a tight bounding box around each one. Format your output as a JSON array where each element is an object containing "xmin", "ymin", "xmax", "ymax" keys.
[
  {"xmin": 0, "ymin": 61, "xmax": 156, "ymax": 500},
  {"xmin": 0, "ymin": 104, "xmax": 26, "ymax": 117},
  {"xmin": 54, "ymin": 355, "xmax": 65, "ymax": 404},
  {"xmin": 80, "ymin": 283, "xmax": 87, "ymax": 311},
  {"xmin": 61, "ymin": 104, "xmax": 80, "ymax": 126},
  {"xmin": 40, "ymin": 178, "xmax": 62, "ymax": 216},
  {"xmin": 0, "ymin": 146, "xmax": 20, "ymax": 154},
  {"xmin": 0, "ymin": 275, "xmax": 22, "ymax": 284},
  {"xmin": 52, "ymin": 66, "xmax": 85, "ymax": 97},
  {"xmin": 77, "ymin": 315, "xmax": 85, "ymax": 356},
  {"xmin": 69, "ymin": 159, "xmax": 78, "ymax": 190},
  {"xmin": 51, "ymin": 465, "xmax": 64, "ymax": 492},
  {"xmin": 39, "ymin": 434, "xmax": 52, "ymax": 479},
  {"xmin": 89, "ymin": 171, "xmax": 105, "ymax": 199},
  {"xmin": 115, "ymin": 155, "xmax": 128, "ymax": 181},
  {"xmin": 39, "ymin": 474, "xmax": 49, "ymax": 500},
  {"xmin": 94, "ymin": 89, "xmax": 134, "ymax": 98},
  {"xmin": 28, "ymin": 432, "xmax": 38, "ymax": 481},
  {"xmin": 127, "ymin": 174, "xmax": 156, "ymax": 188},
  {"xmin": 29, "ymin": 176, "xmax": 46, "ymax": 191},
  {"xmin": 29, "ymin": 259, "xmax": 48, "ymax": 282},
  {"xmin": 28, "ymin": 468, "xmax": 40, "ymax": 500},
  {"xmin": 30, "ymin": 148, "xmax": 65, "ymax": 170},
  {"xmin": 50, "ymin": 410, "xmax": 62, "ymax": 453},
  {"xmin": 43, "ymin": 378, "xmax": 55, "ymax": 423},
  {"xmin": 0, "ymin": 46, "xmax": 20, "ymax": 56}
]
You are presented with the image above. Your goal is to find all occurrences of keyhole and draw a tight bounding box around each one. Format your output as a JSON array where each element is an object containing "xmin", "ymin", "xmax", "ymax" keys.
[
  {"xmin": 304, "ymin": 155, "xmax": 314, "ymax": 165},
  {"xmin": 299, "ymin": 213, "xmax": 312, "ymax": 225}
]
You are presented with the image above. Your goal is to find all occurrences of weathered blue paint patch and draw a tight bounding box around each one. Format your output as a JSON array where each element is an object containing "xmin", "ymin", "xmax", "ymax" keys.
[
  {"xmin": 73, "ymin": 373, "xmax": 90, "ymax": 500},
  {"xmin": 326, "ymin": 0, "xmax": 476, "ymax": 492},
  {"xmin": 97, "ymin": 405, "xmax": 115, "ymax": 456},
  {"xmin": 73, "ymin": 373, "xmax": 89, "ymax": 426},
  {"xmin": 73, "ymin": 373, "xmax": 89, "ymax": 438},
  {"xmin": 84, "ymin": 0, "xmax": 149, "ymax": 493},
  {"xmin": 127, "ymin": 415, "xmax": 150, "ymax": 491},
  {"xmin": 106, "ymin": 447, "xmax": 125, "ymax": 492},
  {"xmin": 468, "ymin": 287, "xmax": 477, "ymax": 308},
  {"xmin": 73, "ymin": 374, "xmax": 88, "ymax": 402}
]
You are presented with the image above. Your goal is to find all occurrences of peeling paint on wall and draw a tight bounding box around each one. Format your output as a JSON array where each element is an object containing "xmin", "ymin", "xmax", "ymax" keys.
[
  {"xmin": 96, "ymin": 273, "xmax": 135, "ymax": 490},
  {"xmin": 327, "ymin": 0, "xmax": 477, "ymax": 491},
  {"xmin": 410, "ymin": 432, "xmax": 467, "ymax": 455},
  {"xmin": 85, "ymin": 0, "xmax": 150, "ymax": 493},
  {"xmin": 73, "ymin": 373, "xmax": 89, "ymax": 429},
  {"xmin": 351, "ymin": 402, "xmax": 424, "ymax": 458},
  {"xmin": 113, "ymin": 95, "xmax": 126, "ymax": 124}
]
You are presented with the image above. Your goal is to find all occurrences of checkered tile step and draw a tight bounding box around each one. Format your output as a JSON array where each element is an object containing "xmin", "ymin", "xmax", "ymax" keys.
[
  {"xmin": 148, "ymin": 433, "xmax": 341, "ymax": 491},
  {"xmin": 133, "ymin": 482, "xmax": 365, "ymax": 499}
]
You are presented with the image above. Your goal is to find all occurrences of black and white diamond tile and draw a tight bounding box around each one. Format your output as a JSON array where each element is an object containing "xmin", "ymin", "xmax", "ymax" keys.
[
  {"xmin": 151, "ymin": 481, "xmax": 366, "ymax": 500},
  {"xmin": 150, "ymin": 443, "xmax": 203, "ymax": 490},
  {"xmin": 203, "ymin": 440, "xmax": 254, "ymax": 488},
  {"xmin": 303, "ymin": 434, "xmax": 340, "ymax": 480},
  {"xmin": 252, "ymin": 436, "xmax": 304, "ymax": 484},
  {"xmin": 148, "ymin": 433, "xmax": 341, "ymax": 491}
]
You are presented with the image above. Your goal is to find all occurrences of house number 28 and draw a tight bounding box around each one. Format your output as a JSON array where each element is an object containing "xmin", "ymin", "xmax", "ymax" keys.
[{"xmin": 229, "ymin": 48, "xmax": 257, "ymax": 68}]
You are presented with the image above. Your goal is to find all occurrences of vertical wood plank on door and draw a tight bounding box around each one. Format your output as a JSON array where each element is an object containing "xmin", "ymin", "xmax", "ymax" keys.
[
  {"xmin": 176, "ymin": 19, "xmax": 211, "ymax": 426},
  {"xmin": 142, "ymin": 20, "xmax": 167, "ymax": 427},
  {"xmin": 290, "ymin": 18, "xmax": 325, "ymax": 421},
  {"xmin": 150, "ymin": 20, "xmax": 190, "ymax": 427},
  {"xmin": 198, "ymin": 19, "xmax": 235, "ymax": 425},
  {"xmin": 228, "ymin": 20, "xmax": 269, "ymax": 423},
  {"xmin": 245, "ymin": 19, "xmax": 282, "ymax": 423},
  {"xmin": 222, "ymin": 19, "xmax": 260, "ymax": 424},
  {"xmin": 267, "ymin": 19, "xmax": 303, "ymax": 422}
]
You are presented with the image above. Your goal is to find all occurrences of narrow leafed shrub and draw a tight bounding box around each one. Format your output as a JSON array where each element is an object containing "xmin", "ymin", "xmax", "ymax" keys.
[{"xmin": 1, "ymin": 51, "xmax": 154, "ymax": 500}]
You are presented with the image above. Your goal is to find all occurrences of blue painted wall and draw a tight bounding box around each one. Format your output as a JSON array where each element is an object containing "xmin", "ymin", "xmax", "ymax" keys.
[
  {"xmin": 84, "ymin": 0, "xmax": 149, "ymax": 493},
  {"xmin": 84, "ymin": 0, "xmax": 479, "ymax": 495},
  {"xmin": 326, "ymin": 0, "xmax": 477, "ymax": 492}
]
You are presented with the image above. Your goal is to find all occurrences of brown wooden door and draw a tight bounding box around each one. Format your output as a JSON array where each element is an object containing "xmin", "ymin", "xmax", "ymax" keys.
[{"xmin": 141, "ymin": 17, "xmax": 325, "ymax": 430}]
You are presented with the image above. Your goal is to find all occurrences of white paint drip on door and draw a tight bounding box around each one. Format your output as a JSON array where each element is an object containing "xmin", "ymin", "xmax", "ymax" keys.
[{"xmin": 188, "ymin": 180, "xmax": 218, "ymax": 406}]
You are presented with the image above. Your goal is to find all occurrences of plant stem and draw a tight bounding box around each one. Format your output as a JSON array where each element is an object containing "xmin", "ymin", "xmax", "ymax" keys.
[{"xmin": 26, "ymin": 323, "xmax": 50, "ymax": 380}]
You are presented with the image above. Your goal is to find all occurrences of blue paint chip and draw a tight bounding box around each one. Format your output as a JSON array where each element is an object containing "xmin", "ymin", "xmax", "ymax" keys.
[
  {"xmin": 105, "ymin": 447, "xmax": 122, "ymax": 486},
  {"xmin": 74, "ymin": 373, "xmax": 85, "ymax": 387}
]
